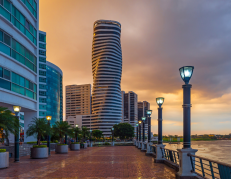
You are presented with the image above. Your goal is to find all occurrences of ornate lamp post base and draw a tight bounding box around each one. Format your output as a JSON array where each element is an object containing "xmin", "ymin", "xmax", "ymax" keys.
[
  {"xmin": 176, "ymin": 148, "xmax": 198, "ymax": 179},
  {"xmin": 145, "ymin": 142, "xmax": 153, "ymax": 155}
]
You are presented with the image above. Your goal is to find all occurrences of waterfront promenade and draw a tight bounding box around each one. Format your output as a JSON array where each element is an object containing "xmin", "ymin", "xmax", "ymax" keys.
[{"xmin": 0, "ymin": 146, "xmax": 176, "ymax": 178}]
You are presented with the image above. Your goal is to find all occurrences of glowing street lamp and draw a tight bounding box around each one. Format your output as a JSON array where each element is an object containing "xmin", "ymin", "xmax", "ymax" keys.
[
  {"xmin": 46, "ymin": 116, "xmax": 52, "ymax": 155},
  {"xmin": 141, "ymin": 117, "xmax": 146, "ymax": 142},
  {"xmin": 136, "ymin": 123, "xmax": 139, "ymax": 140},
  {"xmin": 111, "ymin": 127, "xmax": 114, "ymax": 146},
  {"xmin": 156, "ymin": 98, "xmax": 164, "ymax": 145},
  {"xmin": 179, "ymin": 66, "xmax": 194, "ymax": 149},
  {"xmin": 13, "ymin": 106, "xmax": 21, "ymax": 162},
  {"xmin": 138, "ymin": 120, "xmax": 142, "ymax": 142},
  {"xmin": 146, "ymin": 110, "xmax": 152, "ymax": 143}
]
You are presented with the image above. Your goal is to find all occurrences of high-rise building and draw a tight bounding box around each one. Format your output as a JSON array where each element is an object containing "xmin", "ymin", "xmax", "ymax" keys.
[
  {"xmin": 91, "ymin": 20, "xmax": 122, "ymax": 135},
  {"xmin": 121, "ymin": 91, "xmax": 138, "ymax": 133},
  {"xmin": 0, "ymin": 0, "xmax": 39, "ymax": 142},
  {"xmin": 46, "ymin": 61, "xmax": 63, "ymax": 125},
  {"xmin": 138, "ymin": 101, "xmax": 150, "ymax": 137},
  {"xmin": 38, "ymin": 31, "xmax": 63, "ymax": 125},
  {"xmin": 65, "ymin": 84, "xmax": 91, "ymax": 119}
]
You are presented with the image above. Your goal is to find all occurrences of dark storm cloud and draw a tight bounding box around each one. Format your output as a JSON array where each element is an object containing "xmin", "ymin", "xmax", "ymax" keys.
[{"xmin": 121, "ymin": 0, "xmax": 231, "ymax": 99}]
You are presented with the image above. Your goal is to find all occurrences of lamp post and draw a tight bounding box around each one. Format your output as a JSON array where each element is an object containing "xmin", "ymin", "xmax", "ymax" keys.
[
  {"xmin": 76, "ymin": 124, "xmax": 78, "ymax": 142},
  {"xmin": 46, "ymin": 116, "xmax": 52, "ymax": 156},
  {"xmin": 176, "ymin": 66, "xmax": 197, "ymax": 178},
  {"xmin": 156, "ymin": 98, "xmax": 164, "ymax": 145},
  {"xmin": 146, "ymin": 110, "xmax": 152, "ymax": 143},
  {"xmin": 141, "ymin": 117, "xmax": 146, "ymax": 142},
  {"xmin": 179, "ymin": 66, "xmax": 194, "ymax": 149},
  {"xmin": 13, "ymin": 106, "xmax": 21, "ymax": 162},
  {"xmin": 111, "ymin": 127, "xmax": 114, "ymax": 146},
  {"xmin": 138, "ymin": 121, "xmax": 141, "ymax": 142},
  {"xmin": 136, "ymin": 123, "xmax": 139, "ymax": 140},
  {"xmin": 90, "ymin": 129, "xmax": 92, "ymax": 147}
]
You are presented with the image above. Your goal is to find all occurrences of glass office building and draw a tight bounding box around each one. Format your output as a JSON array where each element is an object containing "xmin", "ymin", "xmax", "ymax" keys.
[{"xmin": 46, "ymin": 61, "xmax": 63, "ymax": 125}]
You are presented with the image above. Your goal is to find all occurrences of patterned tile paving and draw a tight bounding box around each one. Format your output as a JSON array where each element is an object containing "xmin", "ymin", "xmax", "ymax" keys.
[{"xmin": 0, "ymin": 146, "xmax": 176, "ymax": 178}]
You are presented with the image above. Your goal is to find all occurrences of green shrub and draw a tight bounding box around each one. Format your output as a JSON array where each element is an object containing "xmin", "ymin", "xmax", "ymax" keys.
[
  {"xmin": 53, "ymin": 140, "xmax": 58, "ymax": 143},
  {"xmin": 33, "ymin": 145, "xmax": 47, "ymax": 148},
  {"xmin": 71, "ymin": 142, "xmax": 80, "ymax": 144},
  {"xmin": 40, "ymin": 141, "xmax": 47, "ymax": 143},
  {"xmin": 0, "ymin": 149, "xmax": 6, "ymax": 152},
  {"xmin": 104, "ymin": 142, "xmax": 110, "ymax": 146},
  {"xmin": 57, "ymin": 144, "xmax": 67, "ymax": 146}
]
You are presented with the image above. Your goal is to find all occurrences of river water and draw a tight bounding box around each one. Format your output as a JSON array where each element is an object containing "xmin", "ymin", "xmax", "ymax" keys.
[{"xmin": 164, "ymin": 140, "xmax": 231, "ymax": 165}]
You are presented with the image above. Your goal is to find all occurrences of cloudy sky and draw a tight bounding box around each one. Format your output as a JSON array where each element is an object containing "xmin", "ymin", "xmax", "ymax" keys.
[{"xmin": 39, "ymin": 0, "xmax": 231, "ymax": 135}]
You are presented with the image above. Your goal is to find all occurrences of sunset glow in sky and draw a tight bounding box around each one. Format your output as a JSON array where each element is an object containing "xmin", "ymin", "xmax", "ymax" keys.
[{"xmin": 39, "ymin": 0, "xmax": 231, "ymax": 135}]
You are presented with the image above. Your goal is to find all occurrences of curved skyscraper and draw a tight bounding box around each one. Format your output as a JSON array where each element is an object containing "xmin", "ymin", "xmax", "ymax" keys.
[{"xmin": 91, "ymin": 20, "xmax": 122, "ymax": 135}]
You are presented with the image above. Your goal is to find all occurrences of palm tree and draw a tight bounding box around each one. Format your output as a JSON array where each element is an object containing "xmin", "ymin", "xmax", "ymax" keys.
[
  {"xmin": 81, "ymin": 126, "xmax": 89, "ymax": 142},
  {"xmin": 52, "ymin": 121, "xmax": 72, "ymax": 143},
  {"xmin": 26, "ymin": 117, "xmax": 50, "ymax": 146},
  {"xmin": 0, "ymin": 106, "xmax": 20, "ymax": 146},
  {"xmin": 72, "ymin": 127, "xmax": 81, "ymax": 142}
]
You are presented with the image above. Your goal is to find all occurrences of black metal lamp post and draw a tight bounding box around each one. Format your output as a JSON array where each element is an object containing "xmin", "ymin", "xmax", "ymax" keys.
[
  {"xmin": 90, "ymin": 129, "xmax": 92, "ymax": 147},
  {"xmin": 146, "ymin": 110, "xmax": 152, "ymax": 143},
  {"xmin": 75, "ymin": 124, "xmax": 78, "ymax": 142},
  {"xmin": 179, "ymin": 66, "xmax": 194, "ymax": 149},
  {"xmin": 46, "ymin": 116, "xmax": 52, "ymax": 155},
  {"xmin": 13, "ymin": 106, "xmax": 21, "ymax": 162},
  {"xmin": 138, "ymin": 121, "xmax": 142, "ymax": 141},
  {"xmin": 141, "ymin": 117, "xmax": 146, "ymax": 142},
  {"xmin": 111, "ymin": 127, "xmax": 114, "ymax": 146},
  {"xmin": 156, "ymin": 98, "xmax": 164, "ymax": 145},
  {"xmin": 136, "ymin": 123, "xmax": 139, "ymax": 140}
]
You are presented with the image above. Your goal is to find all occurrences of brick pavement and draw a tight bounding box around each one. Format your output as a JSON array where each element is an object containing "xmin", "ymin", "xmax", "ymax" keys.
[{"xmin": 0, "ymin": 146, "xmax": 176, "ymax": 178}]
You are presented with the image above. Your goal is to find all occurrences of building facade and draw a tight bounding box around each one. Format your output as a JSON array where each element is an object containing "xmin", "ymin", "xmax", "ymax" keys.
[
  {"xmin": 46, "ymin": 61, "xmax": 63, "ymax": 125},
  {"xmin": 65, "ymin": 84, "xmax": 91, "ymax": 119},
  {"xmin": 121, "ymin": 91, "xmax": 138, "ymax": 134},
  {"xmin": 91, "ymin": 20, "xmax": 122, "ymax": 136},
  {"xmin": 138, "ymin": 101, "xmax": 150, "ymax": 138},
  {"xmin": 38, "ymin": 31, "xmax": 47, "ymax": 118},
  {"xmin": 0, "ymin": 0, "xmax": 39, "ymax": 142}
]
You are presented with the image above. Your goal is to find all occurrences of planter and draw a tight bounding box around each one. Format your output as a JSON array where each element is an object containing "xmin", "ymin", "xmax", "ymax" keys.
[
  {"xmin": 84, "ymin": 143, "xmax": 87, "ymax": 149},
  {"xmin": 55, "ymin": 145, "xmax": 68, "ymax": 154},
  {"xmin": 70, "ymin": 144, "xmax": 80, "ymax": 151},
  {"xmin": 0, "ymin": 152, "xmax": 9, "ymax": 169},
  {"xmin": 31, "ymin": 147, "xmax": 48, "ymax": 159}
]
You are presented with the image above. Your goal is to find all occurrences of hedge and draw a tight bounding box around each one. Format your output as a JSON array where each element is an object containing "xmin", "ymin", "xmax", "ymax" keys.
[
  {"xmin": 0, "ymin": 149, "xmax": 6, "ymax": 152},
  {"xmin": 33, "ymin": 145, "xmax": 47, "ymax": 148}
]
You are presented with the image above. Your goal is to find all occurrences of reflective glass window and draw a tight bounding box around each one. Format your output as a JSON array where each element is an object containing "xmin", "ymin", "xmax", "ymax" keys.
[
  {"xmin": 25, "ymin": 89, "xmax": 33, "ymax": 98},
  {"xmin": 12, "ymin": 83, "xmax": 25, "ymax": 95},
  {"xmin": 39, "ymin": 104, "xmax": 46, "ymax": 110},
  {"xmin": 4, "ymin": 0, "xmax": 11, "ymax": 12},
  {"xmin": 3, "ymin": 69, "xmax": 10, "ymax": 80},
  {"xmin": 0, "ymin": 67, "xmax": 2, "ymax": 77},
  {"xmin": 0, "ymin": 78, "xmax": 10, "ymax": 90},
  {"xmin": 0, "ymin": 30, "xmax": 3, "ymax": 41}
]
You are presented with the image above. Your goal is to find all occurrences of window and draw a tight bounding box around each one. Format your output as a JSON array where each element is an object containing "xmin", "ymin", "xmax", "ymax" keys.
[
  {"xmin": 0, "ymin": 78, "xmax": 10, "ymax": 90},
  {"xmin": 39, "ymin": 77, "xmax": 46, "ymax": 83},
  {"xmin": 3, "ymin": 33, "xmax": 10, "ymax": 46},
  {"xmin": 39, "ymin": 57, "xmax": 46, "ymax": 63},
  {"xmin": 39, "ymin": 43, "xmax": 46, "ymax": 49},
  {"xmin": 3, "ymin": 69, "xmax": 10, "ymax": 80},
  {"xmin": 39, "ymin": 91, "xmax": 46, "ymax": 96},
  {"xmin": 39, "ymin": 104, "xmax": 46, "ymax": 110},
  {"xmin": 39, "ymin": 84, "xmax": 46, "ymax": 89},
  {"xmin": 39, "ymin": 34, "xmax": 46, "ymax": 42},
  {"xmin": 39, "ymin": 63, "xmax": 46, "ymax": 69},
  {"xmin": 21, "ymin": 0, "xmax": 37, "ymax": 19},
  {"xmin": 39, "ymin": 50, "xmax": 46, "ymax": 56},
  {"xmin": 39, "ymin": 70, "xmax": 46, "ymax": 76},
  {"xmin": 12, "ymin": 83, "xmax": 25, "ymax": 95},
  {"xmin": 0, "ymin": 67, "xmax": 2, "ymax": 77},
  {"xmin": 39, "ymin": 97, "xmax": 46, "ymax": 103},
  {"xmin": 39, "ymin": 111, "xmax": 46, "ymax": 116}
]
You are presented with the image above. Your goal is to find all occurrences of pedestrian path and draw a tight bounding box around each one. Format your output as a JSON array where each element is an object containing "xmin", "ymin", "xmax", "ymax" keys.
[{"xmin": 0, "ymin": 146, "xmax": 176, "ymax": 178}]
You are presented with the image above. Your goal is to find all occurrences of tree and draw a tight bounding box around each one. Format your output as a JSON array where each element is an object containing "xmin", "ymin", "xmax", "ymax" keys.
[
  {"xmin": 81, "ymin": 126, "xmax": 89, "ymax": 141},
  {"xmin": 26, "ymin": 117, "xmax": 50, "ymax": 146},
  {"xmin": 72, "ymin": 126, "xmax": 81, "ymax": 142},
  {"xmin": 0, "ymin": 106, "xmax": 20, "ymax": 146},
  {"xmin": 113, "ymin": 123, "xmax": 134, "ymax": 140},
  {"xmin": 52, "ymin": 121, "xmax": 72, "ymax": 143},
  {"xmin": 92, "ymin": 130, "xmax": 103, "ymax": 139}
]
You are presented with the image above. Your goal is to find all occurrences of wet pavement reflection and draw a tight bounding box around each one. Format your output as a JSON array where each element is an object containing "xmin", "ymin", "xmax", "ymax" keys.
[{"xmin": 0, "ymin": 146, "xmax": 176, "ymax": 178}]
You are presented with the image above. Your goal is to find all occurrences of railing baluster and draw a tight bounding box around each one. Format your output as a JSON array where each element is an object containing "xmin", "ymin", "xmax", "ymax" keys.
[
  {"xmin": 200, "ymin": 158, "xmax": 205, "ymax": 177},
  {"xmin": 209, "ymin": 161, "xmax": 215, "ymax": 179},
  {"xmin": 173, "ymin": 151, "xmax": 176, "ymax": 163},
  {"xmin": 190, "ymin": 155, "xmax": 194, "ymax": 172}
]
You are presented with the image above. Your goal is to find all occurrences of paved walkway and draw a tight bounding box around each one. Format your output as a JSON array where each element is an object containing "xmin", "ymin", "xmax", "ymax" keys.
[{"xmin": 0, "ymin": 146, "xmax": 176, "ymax": 178}]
